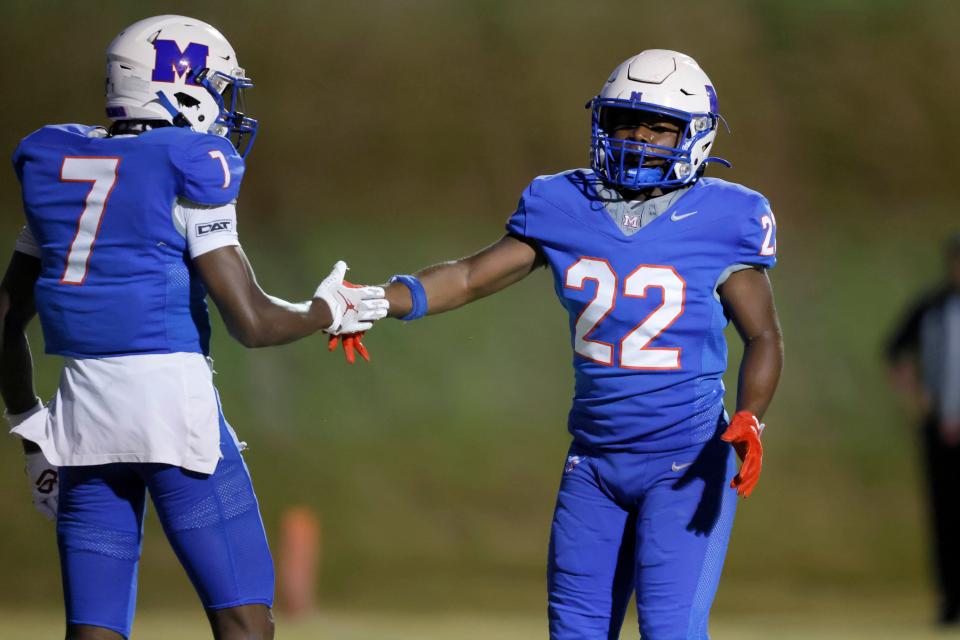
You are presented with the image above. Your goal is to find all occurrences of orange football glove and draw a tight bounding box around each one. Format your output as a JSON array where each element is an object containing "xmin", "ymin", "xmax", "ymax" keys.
[
  {"xmin": 327, "ymin": 333, "xmax": 370, "ymax": 364},
  {"xmin": 720, "ymin": 411, "xmax": 764, "ymax": 498}
]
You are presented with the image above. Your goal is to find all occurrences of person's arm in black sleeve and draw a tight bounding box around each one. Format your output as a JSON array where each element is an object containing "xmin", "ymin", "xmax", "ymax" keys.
[
  {"xmin": 886, "ymin": 295, "xmax": 929, "ymax": 363},
  {"xmin": 886, "ymin": 294, "xmax": 933, "ymax": 405}
]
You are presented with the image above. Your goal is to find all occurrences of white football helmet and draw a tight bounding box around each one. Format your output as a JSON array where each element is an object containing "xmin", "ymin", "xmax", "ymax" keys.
[
  {"xmin": 588, "ymin": 49, "xmax": 728, "ymax": 190},
  {"xmin": 105, "ymin": 15, "xmax": 258, "ymax": 155}
]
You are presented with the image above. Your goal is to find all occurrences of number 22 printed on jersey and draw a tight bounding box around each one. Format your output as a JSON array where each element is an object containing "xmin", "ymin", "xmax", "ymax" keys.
[{"xmin": 565, "ymin": 258, "xmax": 685, "ymax": 370}]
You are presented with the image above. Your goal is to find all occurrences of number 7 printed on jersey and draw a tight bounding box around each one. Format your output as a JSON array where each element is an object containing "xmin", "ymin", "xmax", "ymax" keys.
[{"xmin": 59, "ymin": 156, "xmax": 120, "ymax": 285}]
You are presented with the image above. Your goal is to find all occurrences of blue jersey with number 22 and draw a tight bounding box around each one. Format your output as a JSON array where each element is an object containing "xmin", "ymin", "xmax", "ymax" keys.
[
  {"xmin": 506, "ymin": 170, "xmax": 777, "ymax": 453},
  {"xmin": 13, "ymin": 124, "xmax": 244, "ymax": 358}
]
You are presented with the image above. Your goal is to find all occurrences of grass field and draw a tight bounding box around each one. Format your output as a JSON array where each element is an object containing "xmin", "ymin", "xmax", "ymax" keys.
[
  {"xmin": 0, "ymin": 589, "xmax": 954, "ymax": 640},
  {"xmin": 0, "ymin": 212, "xmax": 948, "ymax": 623}
]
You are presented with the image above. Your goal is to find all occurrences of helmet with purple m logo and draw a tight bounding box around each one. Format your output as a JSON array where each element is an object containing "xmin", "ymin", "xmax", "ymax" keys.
[
  {"xmin": 587, "ymin": 50, "xmax": 729, "ymax": 191},
  {"xmin": 105, "ymin": 15, "xmax": 258, "ymax": 156}
]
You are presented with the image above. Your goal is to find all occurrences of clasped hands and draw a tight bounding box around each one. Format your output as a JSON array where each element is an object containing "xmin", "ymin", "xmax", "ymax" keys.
[{"xmin": 314, "ymin": 261, "xmax": 389, "ymax": 364}]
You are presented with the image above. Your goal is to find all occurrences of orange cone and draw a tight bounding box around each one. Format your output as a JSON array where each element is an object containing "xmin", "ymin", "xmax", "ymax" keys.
[{"xmin": 277, "ymin": 506, "xmax": 321, "ymax": 617}]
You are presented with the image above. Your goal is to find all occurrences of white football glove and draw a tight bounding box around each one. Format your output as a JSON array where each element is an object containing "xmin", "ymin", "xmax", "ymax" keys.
[
  {"xmin": 314, "ymin": 261, "xmax": 389, "ymax": 335},
  {"xmin": 6, "ymin": 400, "xmax": 58, "ymax": 521},
  {"xmin": 25, "ymin": 451, "xmax": 59, "ymax": 521}
]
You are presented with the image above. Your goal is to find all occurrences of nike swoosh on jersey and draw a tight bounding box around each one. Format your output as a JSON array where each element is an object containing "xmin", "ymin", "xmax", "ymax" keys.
[
  {"xmin": 671, "ymin": 462, "xmax": 693, "ymax": 472},
  {"xmin": 670, "ymin": 210, "xmax": 698, "ymax": 221}
]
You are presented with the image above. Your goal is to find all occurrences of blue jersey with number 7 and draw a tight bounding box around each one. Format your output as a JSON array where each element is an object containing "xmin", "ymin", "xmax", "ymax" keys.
[
  {"xmin": 12, "ymin": 124, "xmax": 244, "ymax": 358},
  {"xmin": 506, "ymin": 170, "xmax": 777, "ymax": 453}
]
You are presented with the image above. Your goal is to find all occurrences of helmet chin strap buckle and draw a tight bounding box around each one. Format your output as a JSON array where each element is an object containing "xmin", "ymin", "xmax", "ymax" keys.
[{"xmin": 154, "ymin": 91, "xmax": 192, "ymax": 128}]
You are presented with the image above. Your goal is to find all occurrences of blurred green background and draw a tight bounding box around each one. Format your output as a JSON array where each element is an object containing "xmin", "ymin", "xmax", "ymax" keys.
[{"xmin": 1, "ymin": 0, "xmax": 958, "ymax": 637}]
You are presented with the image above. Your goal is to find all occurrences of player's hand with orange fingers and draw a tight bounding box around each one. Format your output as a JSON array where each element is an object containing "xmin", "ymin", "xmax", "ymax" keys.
[
  {"xmin": 720, "ymin": 411, "xmax": 765, "ymax": 498},
  {"xmin": 327, "ymin": 332, "xmax": 370, "ymax": 365}
]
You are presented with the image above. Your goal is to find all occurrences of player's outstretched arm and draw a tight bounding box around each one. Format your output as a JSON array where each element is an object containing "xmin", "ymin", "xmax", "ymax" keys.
[
  {"xmin": 195, "ymin": 247, "xmax": 387, "ymax": 348},
  {"xmin": 718, "ymin": 267, "xmax": 784, "ymax": 497},
  {"xmin": 384, "ymin": 234, "xmax": 543, "ymax": 319}
]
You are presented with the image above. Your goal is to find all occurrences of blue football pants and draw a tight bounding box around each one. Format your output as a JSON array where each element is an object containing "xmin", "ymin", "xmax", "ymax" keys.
[
  {"xmin": 56, "ymin": 413, "xmax": 274, "ymax": 638},
  {"xmin": 548, "ymin": 434, "xmax": 738, "ymax": 640}
]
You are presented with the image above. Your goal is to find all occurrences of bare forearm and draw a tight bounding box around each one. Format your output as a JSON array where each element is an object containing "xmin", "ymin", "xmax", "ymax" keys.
[
  {"xmin": 735, "ymin": 330, "xmax": 783, "ymax": 419},
  {"xmin": 196, "ymin": 246, "xmax": 333, "ymax": 348},
  {"xmin": 0, "ymin": 328, "xmax": 38, "ymax": 414},
  {"xmin": 0, "ymin": 252, "xmax": 42, "ymax": 451},
  {"xmin": 718, "ymin": 268, "xmax": 783, "ymax": 419},
  {"xmin": 385, "ymin": 235, "xmax": 542, "ymax": 319},
  {"xmin": 228, "ymin": 293, "xmax": 330, "ymax": 348},
  {"xmin": 0, "ymin": 330, "xmax": 41, "ymax": 453},
  {"xmin": 386, "ymin": 260, "xmax": 482, "ymax": 318}
]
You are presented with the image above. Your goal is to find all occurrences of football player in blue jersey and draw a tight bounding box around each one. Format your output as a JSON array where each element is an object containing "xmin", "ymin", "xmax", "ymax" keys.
[
  {"xmin": 0, "ymin": 15, "xmax": 388, "ymax": 640},
  {"xmin": 343, "ymin": 50, "xmax": 783, "ymax": 639}
]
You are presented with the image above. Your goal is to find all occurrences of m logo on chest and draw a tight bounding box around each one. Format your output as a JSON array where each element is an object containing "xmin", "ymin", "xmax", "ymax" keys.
[{"xmin": 622, "ymin": 213, "xmax": 640, "ymax": 229}]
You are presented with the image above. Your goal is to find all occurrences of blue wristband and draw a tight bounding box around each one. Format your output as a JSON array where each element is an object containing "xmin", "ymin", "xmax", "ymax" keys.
[{"xmin": 390, "ymin": 275, "xmax": 428, "ymax": 321}]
